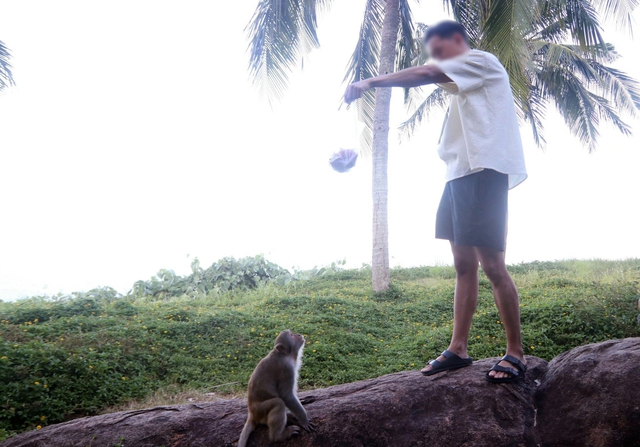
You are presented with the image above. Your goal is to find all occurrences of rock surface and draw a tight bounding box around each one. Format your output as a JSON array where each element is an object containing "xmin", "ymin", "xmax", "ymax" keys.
[
  {"xmin": 536, "ymin": 337, "xmax": 640, "ymax": 447},
  {"xmin": 1, "ymin": 357, "xmax": 548, "ymax": 447},
  {"xmin": 2, "ymin": 339, "xmax": 640, "ymax": 447}
]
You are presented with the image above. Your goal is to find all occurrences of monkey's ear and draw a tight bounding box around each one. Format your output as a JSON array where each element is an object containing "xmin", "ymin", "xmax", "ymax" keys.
[{"xmin": 275, "ymin": 343, "xmax": 288, "ymax": 354}]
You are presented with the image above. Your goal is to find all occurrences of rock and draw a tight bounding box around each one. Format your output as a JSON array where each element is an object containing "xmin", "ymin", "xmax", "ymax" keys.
[
  {"xmin": 6, "ymin": 339, "xmax": 640, "ymax": 447},
  {"xmin": 535, "ymin": 338, "xmax": 640, "ymax": 447},
  {"xmin": 0, "ymin": 357, "xmax": 547, "ymax": 447}
]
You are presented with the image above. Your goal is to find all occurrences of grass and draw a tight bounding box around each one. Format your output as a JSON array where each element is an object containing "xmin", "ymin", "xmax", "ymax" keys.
[{"xmin": 0, "ymin": 259, "xmax": 639, "ymax": 440}]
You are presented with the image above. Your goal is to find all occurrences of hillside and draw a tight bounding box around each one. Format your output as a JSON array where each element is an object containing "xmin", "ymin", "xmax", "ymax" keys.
[{"xmin": 1, "ymin": 258, "xmax": 639, "ymax": 440}]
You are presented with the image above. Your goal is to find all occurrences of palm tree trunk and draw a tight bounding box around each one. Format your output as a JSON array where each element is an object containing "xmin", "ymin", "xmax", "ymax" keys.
[{"xmin": 371, "ymin": 0, "xmax": 399, "ymax": 292}]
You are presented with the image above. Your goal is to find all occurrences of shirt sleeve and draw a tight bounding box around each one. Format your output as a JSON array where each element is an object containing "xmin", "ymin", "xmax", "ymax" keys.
[{"xmin": 433, "ymin": 51, "xmax": 486, "ymax": 95}]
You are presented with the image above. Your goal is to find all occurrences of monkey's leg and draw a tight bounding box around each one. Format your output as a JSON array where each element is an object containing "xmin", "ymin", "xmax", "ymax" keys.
[{"xmin": 259, "ymin": 398, "xmax": 300, "ymax": 442}]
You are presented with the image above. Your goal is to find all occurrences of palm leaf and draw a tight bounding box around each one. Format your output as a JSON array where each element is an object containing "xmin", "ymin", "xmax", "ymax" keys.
[
  {"xmin": 540, "ymin": 69, "xmax": 599, "ymax": 150},
  {"xmin": 523, "ymin": 87, "xmax": 548, "ymax": 147},
  {"xmin": 481, "ymin": 0, "xmax": 537, "ymax": 114},
  {"xmin": 441, "ymin": 0, "xmax": 483, "ymax": 47},
  {"xmin": 246, "ymin": 0, "xmax": 327, "ymax": 104},
  {"xmin": 592, "ymin": 0, "xmax": 638, "ymax": 33},
  {"xmin": 343, "ymin": 0, "xmax": 386, "ymax": 153},
  {"xmin": 541, "ymin": 0, "xmax": 607, "ymax": 49},
  {"xmin": 541, "ymin": 42, "xmax": 640, "ymax": 115},
  {"xmin": 589, "ymin": 90, "xmax": 633, "ymax": 134},
  {"xmin": 396, "ymin": 0, "xmax": 416, "ymax": 73},
  {"xmin": 397, "ymin": 0, "xmax": 422, "ymax": 109},
  {"xmin": 398, "ymin": 87, "xmax": 450, "ymax": 139},
  {"xmin": 588, "ymin": 62, "xmax": 640, "ymax": 114},
  {"xmin": 0, "ymin": 40, "xmax": 14, "ymax": 91}
]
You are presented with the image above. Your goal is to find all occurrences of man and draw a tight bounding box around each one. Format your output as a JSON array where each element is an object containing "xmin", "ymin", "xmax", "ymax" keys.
[{"xmin": 344, "ymin": 20, "xmax": 527, "ymax": 383}]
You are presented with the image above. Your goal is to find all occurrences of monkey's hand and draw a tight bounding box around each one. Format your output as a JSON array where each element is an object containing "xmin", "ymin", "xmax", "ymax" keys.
[
  {"xmin": 299, "ymin": 395, "xmax": 317, "ymax": 405},
  {"xmin": 299, "ymin": 420, "xmax": 316, "ymax": 432}
]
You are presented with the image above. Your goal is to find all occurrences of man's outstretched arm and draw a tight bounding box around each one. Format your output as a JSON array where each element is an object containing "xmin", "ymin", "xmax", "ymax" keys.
[{"xmin": 344, "ymin": 65, "xmax": 451, "ymax": 104}]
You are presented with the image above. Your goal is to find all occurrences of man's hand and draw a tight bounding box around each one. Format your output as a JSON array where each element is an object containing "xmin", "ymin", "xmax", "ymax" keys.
[
  {"xmin": 344, "ymin": 79, "xmax": 371, "ymax": 104},
  {"xmin": 343, "ymin": 66, "xmax": 451, "ymax": 104}
]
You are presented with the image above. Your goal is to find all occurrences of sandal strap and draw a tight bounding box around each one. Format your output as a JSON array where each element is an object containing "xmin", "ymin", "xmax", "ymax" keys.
[
  {"xmin": 429, "ymin": 358, "xmax": 442, "ymax": 368},
  {"xmin": 501, "ymin": 355, "xmax": 527, "ymax": 372},
  {"xmin": 441, "ymin": 350, "xmax": 457, "ymax": 359},
  {"xmin": 490, "ymin": 364, "xmax": 519, "ymax": 377}
]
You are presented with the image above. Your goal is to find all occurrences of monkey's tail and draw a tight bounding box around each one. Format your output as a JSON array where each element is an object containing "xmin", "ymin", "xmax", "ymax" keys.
[{"xmin": 237, "ymin": 418, "xmax": 255, "ymax": 447}]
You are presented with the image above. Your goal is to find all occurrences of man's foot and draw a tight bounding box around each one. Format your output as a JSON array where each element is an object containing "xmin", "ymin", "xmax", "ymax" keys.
[
  {"xmin": 421, "ymin": 349, "xmax": 472, "ymax": 376},
  {"xmin": 486, "ymin": 354, "xmax": 527, "ymax": 383}
]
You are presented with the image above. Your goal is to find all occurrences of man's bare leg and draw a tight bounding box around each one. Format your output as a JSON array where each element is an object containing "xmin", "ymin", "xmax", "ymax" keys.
[
  {"xmin": 421, "ymin": 243, "xmax": 478, "ymax": 373},
  {"xmin": 476, "ymin": 246, "xmax": 526, "ymax": 379}
]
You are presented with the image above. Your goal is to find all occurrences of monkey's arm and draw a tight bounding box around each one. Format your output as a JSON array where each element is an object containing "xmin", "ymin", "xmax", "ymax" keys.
[{"xmin": 282, "ymin": 393, "xmax": 315, "ymax": 431}]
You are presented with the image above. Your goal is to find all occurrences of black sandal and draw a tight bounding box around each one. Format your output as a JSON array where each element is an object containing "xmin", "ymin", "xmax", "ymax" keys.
[
  {"xmin": 485, "ymin": 354, "xmax": 527, "ymax": 383},
  {"xmin": 421, "ymin": 350, "xmax": 473, "ymax": 376}
]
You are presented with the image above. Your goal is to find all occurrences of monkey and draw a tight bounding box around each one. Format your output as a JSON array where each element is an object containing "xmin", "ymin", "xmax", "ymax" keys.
[{"xmin": 237, "ymin": 330, "xmax": 315, "ymax": 447}]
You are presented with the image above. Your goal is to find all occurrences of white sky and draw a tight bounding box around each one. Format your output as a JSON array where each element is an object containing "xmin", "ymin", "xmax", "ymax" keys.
[{"xmin": 0, "ymin": 1, "xmax": 638, "ymax": 300}]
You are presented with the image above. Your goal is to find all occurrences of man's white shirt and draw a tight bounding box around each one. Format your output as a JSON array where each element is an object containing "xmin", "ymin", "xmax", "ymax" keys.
[{"xmin": 434, "ymin": 49, "xmax": 527, "ymax": 189}]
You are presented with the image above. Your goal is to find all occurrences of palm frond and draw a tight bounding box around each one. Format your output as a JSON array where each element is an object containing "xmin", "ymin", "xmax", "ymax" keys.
[
  {"xmin": 396, "ymin": 0, "xmax": 416, "ymax": 73},
  {"xmin": 589, "ymin": 90, "xmax": 633, "ymax": 134},
  {"xmin": 535, "ymin": 55, "xmax": 611, "ymax": 150},
  {"xmin": 441, "ymin": 0, "xmax": 483, "ymax": 46},
  {"xmin": 541, "ymin": 0, "xmax": 607, "ymax": 49},
  {"xmin": 588, "ymin": 62, "xmax": 640, "ymax": 115},
  {"xmin": 343, "ymin": 0, "xmax": 386, "ymax": 153},
  {"xmin": 545, "ymin": 73, "xmax": 599, "ymax": 150},
  {"xmin": 396, "ymin": 7, "xmax": 425, "ymax": 110},
  {"xmin": 246, "ymin": 0, "xmax": 326, "ymax": 103},
  {"xmin": 531, "ymin": 36, "xmax": 640, "ymax": 149},
  {"xmin": 398, "ymin": 87, "xmax": 450, "ymax": 139},
  {"xmin": 522, "ymin": 84, "xmax": 548, "ymax": 147},
  {"xmin": 535, "ymin": 42, "xmax": 600, "ymax": 81},
  {"xmin": 592, "ymin": 0, "xmax": 638, "ymax": 33},
  {"xmin": 534, "ymin": 40, "xmax": 640, "ymax": 114},
  {"xmin": 0, "ymin": 40, "xmax": 14, "ymax": 91},
  {"xmin": 481, "ymin": 0, "xmax": 536, "ymax": 114},
  {"xmin": 412, "ymin": 22, "xmax": 430, "ymax": 66}
]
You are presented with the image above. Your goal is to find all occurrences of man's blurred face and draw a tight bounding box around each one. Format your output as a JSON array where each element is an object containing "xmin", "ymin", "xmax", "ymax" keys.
[{"xmin": 426, "ymin": 33, "xmax": 469, "ymax": 62}]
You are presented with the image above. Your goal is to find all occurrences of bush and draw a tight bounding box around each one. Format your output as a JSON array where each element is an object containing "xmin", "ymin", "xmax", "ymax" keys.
[
  {"xmin": 0, "ymin": 258, "xmax": 638, "ymax": 437},
  {"xmin": 130, "ymin": 255, "xmax": 297, "ymax": 298}
]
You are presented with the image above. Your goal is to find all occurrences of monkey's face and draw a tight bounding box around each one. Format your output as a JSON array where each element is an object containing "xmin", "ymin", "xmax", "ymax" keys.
[{"xmin": 274, "ymin": 330, "xmax": 305, "ymax": 355}]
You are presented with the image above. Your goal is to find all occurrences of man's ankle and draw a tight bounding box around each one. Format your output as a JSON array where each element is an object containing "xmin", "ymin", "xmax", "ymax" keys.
[
  {"xmin": 505, "ymin": 347, "xmax": 526, "ymax": 362},
  {"xmin": 447, "ymin": 342, "xmax": 468, "ymax": 357}
]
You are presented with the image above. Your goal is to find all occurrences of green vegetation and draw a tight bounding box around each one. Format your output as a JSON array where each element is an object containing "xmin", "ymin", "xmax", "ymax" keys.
[{"xmin": 1, "ymin": 258, "xmax": 638, "ymax": 440}]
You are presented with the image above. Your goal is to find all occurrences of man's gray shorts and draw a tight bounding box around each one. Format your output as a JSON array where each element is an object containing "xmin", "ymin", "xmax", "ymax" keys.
[{"xmin": 435, "ymin": 169, "xmax": 508, "ymax": 252}]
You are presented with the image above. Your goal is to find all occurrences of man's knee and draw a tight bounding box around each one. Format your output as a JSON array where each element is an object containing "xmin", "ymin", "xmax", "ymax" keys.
[
  {"xmin": 454, "ymin": 258, "xmax": 479, "ymax": 277},
  {"xmin": 482, "ymin": 261, "xmax": 509, "ymax": 284}
]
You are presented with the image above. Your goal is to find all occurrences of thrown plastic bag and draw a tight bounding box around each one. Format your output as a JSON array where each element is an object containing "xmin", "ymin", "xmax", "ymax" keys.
[
  {"xmin": 329, "ymin": 106, "xmax": 360, "ymax": 173},
  {"xmin": 329, "ymin": 148, "xmax": 358, "ymax": 173}
]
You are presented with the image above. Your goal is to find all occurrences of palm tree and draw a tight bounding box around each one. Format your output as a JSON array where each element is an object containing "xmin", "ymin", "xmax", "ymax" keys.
[
  {"xmin": 246, "ymin": 0, "xmax": 419, "ymax": 292},
  {"xmin": 401, "ymin": 0, "xmax": 640, "ymax": 151},
  {"xmin": 0, "ymin": 40, "xmax": 14, "ymax": 91},
  {"xmin": 246, "ymin": 0, "xmax": 639, "ymax": 292}
]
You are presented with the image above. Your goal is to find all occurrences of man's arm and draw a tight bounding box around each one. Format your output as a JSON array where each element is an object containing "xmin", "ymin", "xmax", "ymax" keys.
[{"xmin": 344, "ymin": 65, "xmax": 451, "ymax": 104}]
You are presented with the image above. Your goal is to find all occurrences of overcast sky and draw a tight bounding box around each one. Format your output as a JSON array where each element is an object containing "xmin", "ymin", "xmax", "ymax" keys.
[{"xmin": 0, "ymin": 1, "xmax": 638, "ymax": 300}]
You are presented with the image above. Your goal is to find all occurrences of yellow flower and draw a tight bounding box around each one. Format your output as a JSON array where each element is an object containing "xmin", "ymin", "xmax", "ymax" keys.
[
  {"xmin": 36, "ymin": 425, "xmax": 42, "ymax": 430},
  {"xmin": 40, "ymin": 416, "xmax": 46, "ymax": 421},
  {"xmin": 1, "ymin": 356, "xmax": 6, "ymax": 360},
  {"xmin": 122, "ymin": 376, "xmax": 127, "ymax": 380},
  {"xmin": 43, "ymin": 385, "xmax": 48, "ymax": 389},
  {"xmin": 34, "ymin": 382, "xmax": 40, "ymax": 385}
]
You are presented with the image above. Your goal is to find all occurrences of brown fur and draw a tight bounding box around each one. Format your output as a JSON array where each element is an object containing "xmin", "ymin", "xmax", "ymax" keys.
[{"xmin": 237, "ymin": 330, "xmax": 314, "ymax": 446}]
